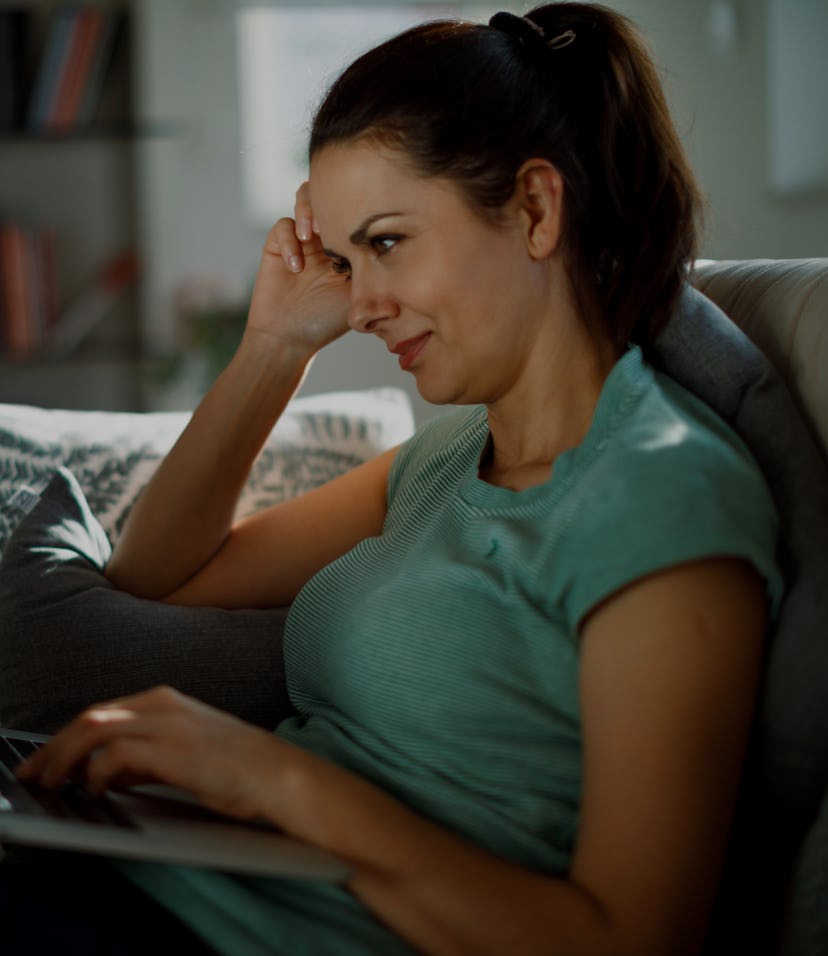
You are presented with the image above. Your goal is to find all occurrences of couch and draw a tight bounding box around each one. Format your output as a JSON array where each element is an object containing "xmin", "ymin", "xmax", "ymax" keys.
[{"xmin": 0, "ymin": 259, "xmax": 826, "ymax": 954}]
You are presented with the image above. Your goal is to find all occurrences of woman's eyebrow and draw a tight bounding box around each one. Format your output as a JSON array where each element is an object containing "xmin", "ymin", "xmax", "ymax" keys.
[{"xmin": 349, "ymin": 212, "xmax": 402, "ymax": 246}]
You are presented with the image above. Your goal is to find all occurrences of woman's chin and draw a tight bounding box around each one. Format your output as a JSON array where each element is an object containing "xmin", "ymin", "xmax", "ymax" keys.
[{"xmin": 412, "ymin": 374, "xmax": 467, "ymax": 408}]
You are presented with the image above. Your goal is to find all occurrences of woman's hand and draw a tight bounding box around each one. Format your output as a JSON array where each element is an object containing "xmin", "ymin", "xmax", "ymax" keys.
[
  {"xmin": 245, "ymin": 182, "xmax": 350, "ymax": 359},
  {"xmin": 16, "ymin": 687, "xmax": 287, "ymax": 823}
]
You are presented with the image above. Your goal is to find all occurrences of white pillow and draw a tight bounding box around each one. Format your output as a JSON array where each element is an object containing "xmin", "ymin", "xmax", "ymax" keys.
[{"xmin": 0, "ymin": 388, "xmax": 414, "ymax": 552}]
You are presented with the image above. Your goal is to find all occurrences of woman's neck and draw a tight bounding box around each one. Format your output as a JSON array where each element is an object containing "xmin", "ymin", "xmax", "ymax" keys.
[{"xmin": 480, "ymin": 325, "xmax": 618, "ymax": 492}]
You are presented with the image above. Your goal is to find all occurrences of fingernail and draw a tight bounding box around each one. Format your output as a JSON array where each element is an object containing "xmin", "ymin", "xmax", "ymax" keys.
[
  {"xmin": 289, "ymin": 256, "xmax": 302, "ymax": 273},
  {"xmin": 297, "ymin": 219, "xmax": 312, "ymax": 242}
]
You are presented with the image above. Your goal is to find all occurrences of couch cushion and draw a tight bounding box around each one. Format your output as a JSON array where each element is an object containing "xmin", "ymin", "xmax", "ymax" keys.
[{"xmin": 0, "ymin": 467, "xmax": 294, "ymax": 734}]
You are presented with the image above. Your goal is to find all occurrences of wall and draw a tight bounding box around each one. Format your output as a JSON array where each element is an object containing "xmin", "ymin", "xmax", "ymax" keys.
[
  {"xmin": 133, "ymin": 0, "xmax": 828, "ymax": 420},
  {"xmin": 617, "ymin": 0, "xmax": 828, "ymax": 260}
]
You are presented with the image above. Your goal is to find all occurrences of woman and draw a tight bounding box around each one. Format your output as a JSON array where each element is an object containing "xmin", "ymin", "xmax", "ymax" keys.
[{"xmin": 10, "ymin": 5, "xmax": 780, "ymax": 955}]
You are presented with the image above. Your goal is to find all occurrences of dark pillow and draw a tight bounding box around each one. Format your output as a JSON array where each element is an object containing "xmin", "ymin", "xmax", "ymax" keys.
[
  {"xmin": 0, "ymin": 467, "xmax": 295, "ymax": 734},
  {"xmin": 654, "ymin": 285, "xmax": 828, "ymax": 954}
]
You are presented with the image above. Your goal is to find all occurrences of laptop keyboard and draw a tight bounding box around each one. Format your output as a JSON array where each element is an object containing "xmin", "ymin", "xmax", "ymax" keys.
[{"xmin": 0, "ymin": 734, "xmax": 137, "ymax": 829}]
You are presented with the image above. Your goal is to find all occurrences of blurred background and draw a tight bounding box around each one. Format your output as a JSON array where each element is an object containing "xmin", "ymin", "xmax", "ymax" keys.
[{"xmin": 0, "ymin": 0, "xmax": 825, "ymax": 421}]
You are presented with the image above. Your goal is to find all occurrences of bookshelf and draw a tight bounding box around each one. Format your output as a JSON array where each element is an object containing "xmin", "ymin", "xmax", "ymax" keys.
[{"xmin": 0, "ymin": 2, "xmax": 143, "ymax": 410}]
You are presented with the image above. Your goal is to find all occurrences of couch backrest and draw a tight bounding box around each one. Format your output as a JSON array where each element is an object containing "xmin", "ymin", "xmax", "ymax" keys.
[{"xmin": 693, "ymin": 259, "xmax": 828, "ymax": 457}]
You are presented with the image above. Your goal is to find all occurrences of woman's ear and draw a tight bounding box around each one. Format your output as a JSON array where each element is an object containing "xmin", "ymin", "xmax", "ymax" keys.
[{"xmin": 513, "ymin": 160, "xmax": 565, "ymax": 260}]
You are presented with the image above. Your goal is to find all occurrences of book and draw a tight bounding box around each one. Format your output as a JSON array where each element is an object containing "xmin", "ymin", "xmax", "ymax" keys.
[
  {"xmin": 1, "ymin": 225, "xmax": 35, "ymax": 357},
  {"xmin": 78, "ymin": 9, "xmax": 127, "ymax": 130},
  {"xmin": 33, "ymin": 229, "xmax": 58, "ymax": 339},
  {"xmin": 50, "ymin": 8, "xmax": 105, "ymax": 132},
  {"xmin": 22, "ymin": 5, "xmax": 130, "ymax": 135},
  {"xmin": 26, "ymin": 6, "xmax": 79, "ymax": 132},
  {"xmin": 0, "ymin": 224, "xmax": 57, "ymax": 359}
]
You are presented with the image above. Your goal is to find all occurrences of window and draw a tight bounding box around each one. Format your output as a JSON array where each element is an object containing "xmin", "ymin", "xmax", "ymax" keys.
[
  {"xmin": 768, "ymin": 0, "xmax": 828, "ymax": 195},
  {"xmin": 236, "ymin": 4, "xmax": 517, "ymax": 224}
]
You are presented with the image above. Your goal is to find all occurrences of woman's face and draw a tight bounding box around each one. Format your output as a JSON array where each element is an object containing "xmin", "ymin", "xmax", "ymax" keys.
[{"xmin": 309, "ymin": 141, "xmax": 551, "ymax": 407}]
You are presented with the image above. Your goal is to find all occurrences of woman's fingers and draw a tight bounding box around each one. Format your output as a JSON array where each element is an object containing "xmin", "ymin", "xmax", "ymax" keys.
[
  {"xmin": 265, "ymin": 217, "xmax": 307, "ymax": 274},
  {"xmin": 16, "ymin": 688, "xmax": 181, "ymax": 789},
  {"xmin": 17, "ymin": 708, "xmax": 133, "ymax": 788},
  {"xmin": 248, "ymin": 214, "xmax": 350, "ymax": 353},
  {"xmin": 294, "ymin": 181, "xmax": 316, "ymax": 243},
  {"xmin": 249, "ymin": 183, "xmax": 349, "ymax": 352},
  {"xmin": 265, "ymin": 183, "xmax": 318, "ymax": 274},
  {"xmin": 14, "ymin": 687, "xmax": 279, "ymax": 822},
  {"xmin": 81, "ymin": 735, "xmax": 175, "ymax": 796}
]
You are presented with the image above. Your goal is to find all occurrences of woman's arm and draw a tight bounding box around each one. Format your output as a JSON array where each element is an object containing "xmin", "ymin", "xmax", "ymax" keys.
[
  {"xmin": 19, "ymin": 557, "xmax": 768, "ymax": 956},
  {"xmin": 160, "ymin": 445, "xmax": 397, "ymax": 609},
  {"xmin": 106, "ymin": 212, "xmax": 373, "ymax": 603}
]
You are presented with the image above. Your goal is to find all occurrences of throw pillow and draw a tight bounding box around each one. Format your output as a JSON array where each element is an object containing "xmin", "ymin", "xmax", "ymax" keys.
[{"xmin": 0, "ymin": 387, "xmax": 415, "ymax": 555}]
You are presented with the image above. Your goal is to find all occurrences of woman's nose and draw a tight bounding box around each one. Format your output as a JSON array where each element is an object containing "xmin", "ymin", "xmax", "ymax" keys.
[
  {"xmin": 347, "ymin": 272, "xmax": 398, "ymax": 333},
  {"xmin": 347, "ymin": 306, "xmax": 381, "ymax": 333}
]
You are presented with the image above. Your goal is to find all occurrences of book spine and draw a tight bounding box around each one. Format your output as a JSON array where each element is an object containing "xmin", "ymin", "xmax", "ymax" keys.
[
  {"xmin": 0, "ymin": 225, "xmax": 57, "ymax": 359},
  {"xmin": 38, "ymin": 231, "xmax": 59, "ymax": 336},
  {"xmin": 25, "ymin": 226, "xmax": 46, "ymax": 353},
  {"xmin": 26, "ymin": 7, "xmax": 79, "ymax": 132},
  {"xmin": 76, "ymin": 10, "xmax": 122, "ymax": 128},
  {"xmin": 51, "ymin": 8, "xmax": 104, "ymax": 132},
  {"xmin": 0, "ymin": 225, "xmax": 33, "ymax": 357}
]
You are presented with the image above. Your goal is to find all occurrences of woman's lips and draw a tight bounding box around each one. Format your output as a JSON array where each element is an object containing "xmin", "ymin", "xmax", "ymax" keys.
[{"xmin": 393, "ymin": 333, "xmax": 431, "ymax": 371}]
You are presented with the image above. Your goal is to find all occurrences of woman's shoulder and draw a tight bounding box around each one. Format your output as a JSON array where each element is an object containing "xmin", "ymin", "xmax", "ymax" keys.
[
  {"xmin": 636, "ymin": 365, "xmax": 767, "ymax": 494},
  {"xmin": 554, "ymin": 351, "xmax": 783, "ymax": 628},
  {"xmin": 387, "ymin": 405, "xmax": 488, "ymax": 499},
  {"xmin": 596, "ymin": 351, "xmax": 776, "ymax": 532},
  {"xmin": 592, "ymin": 347, "xmax": 769, "ymax": 494}
]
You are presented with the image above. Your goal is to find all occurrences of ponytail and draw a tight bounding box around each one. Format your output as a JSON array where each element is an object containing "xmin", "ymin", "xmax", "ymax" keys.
[{"xmin": 524, "ymin": 4, "xmax": 703, "ymax": 352}]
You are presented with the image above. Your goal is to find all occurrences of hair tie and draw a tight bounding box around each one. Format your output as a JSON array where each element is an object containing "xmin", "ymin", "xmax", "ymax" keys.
[{"xmin": 489, "ymin": 11, "xmax": 576, "ymax": 55}]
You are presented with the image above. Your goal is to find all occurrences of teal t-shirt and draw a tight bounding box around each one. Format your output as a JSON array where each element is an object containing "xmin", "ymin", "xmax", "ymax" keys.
[{"xmin": 122, "ymin": 346, "xmax": 782, "ymax": 955}]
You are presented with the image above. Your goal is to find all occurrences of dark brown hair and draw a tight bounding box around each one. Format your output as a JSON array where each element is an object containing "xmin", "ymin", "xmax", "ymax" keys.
[{"xmin": 310, "ymin": 3, "xmax": 703, "ymax": 354}]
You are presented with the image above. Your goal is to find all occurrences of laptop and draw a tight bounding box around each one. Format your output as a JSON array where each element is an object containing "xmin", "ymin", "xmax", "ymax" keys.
[{"xmin": 0, "ymin": 728, "xmax": 349, "ymax": 882}]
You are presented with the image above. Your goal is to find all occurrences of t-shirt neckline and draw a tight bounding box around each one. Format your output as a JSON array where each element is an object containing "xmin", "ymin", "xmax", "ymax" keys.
[{"xmin": 461, "ymin": 345, "xmax": 651, "ymax": 510}]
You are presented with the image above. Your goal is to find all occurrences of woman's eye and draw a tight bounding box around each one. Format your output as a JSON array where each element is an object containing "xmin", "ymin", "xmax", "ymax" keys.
[
  {"xmin": 370, "ymin": 235, "xmax": 402, "ymax": 256},
  {"xmin": 330, "ymin": 258, "xmax": 351, "ymax": 279}
]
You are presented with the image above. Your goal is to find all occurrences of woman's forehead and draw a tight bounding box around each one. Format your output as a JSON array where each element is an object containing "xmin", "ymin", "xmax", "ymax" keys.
[
  {"xmin": 310, "ymin": 142, "xmax": 413, "ymax": 200},
  {"xmin": 309, "ymin": 142, "xmax": 456, "ymax": 235}
]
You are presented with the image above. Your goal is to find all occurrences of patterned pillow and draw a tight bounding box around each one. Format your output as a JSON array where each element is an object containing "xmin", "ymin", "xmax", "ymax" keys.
[{"xmin": 0, "ymin": 388, "xmax": 415, "ymax": 555}]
